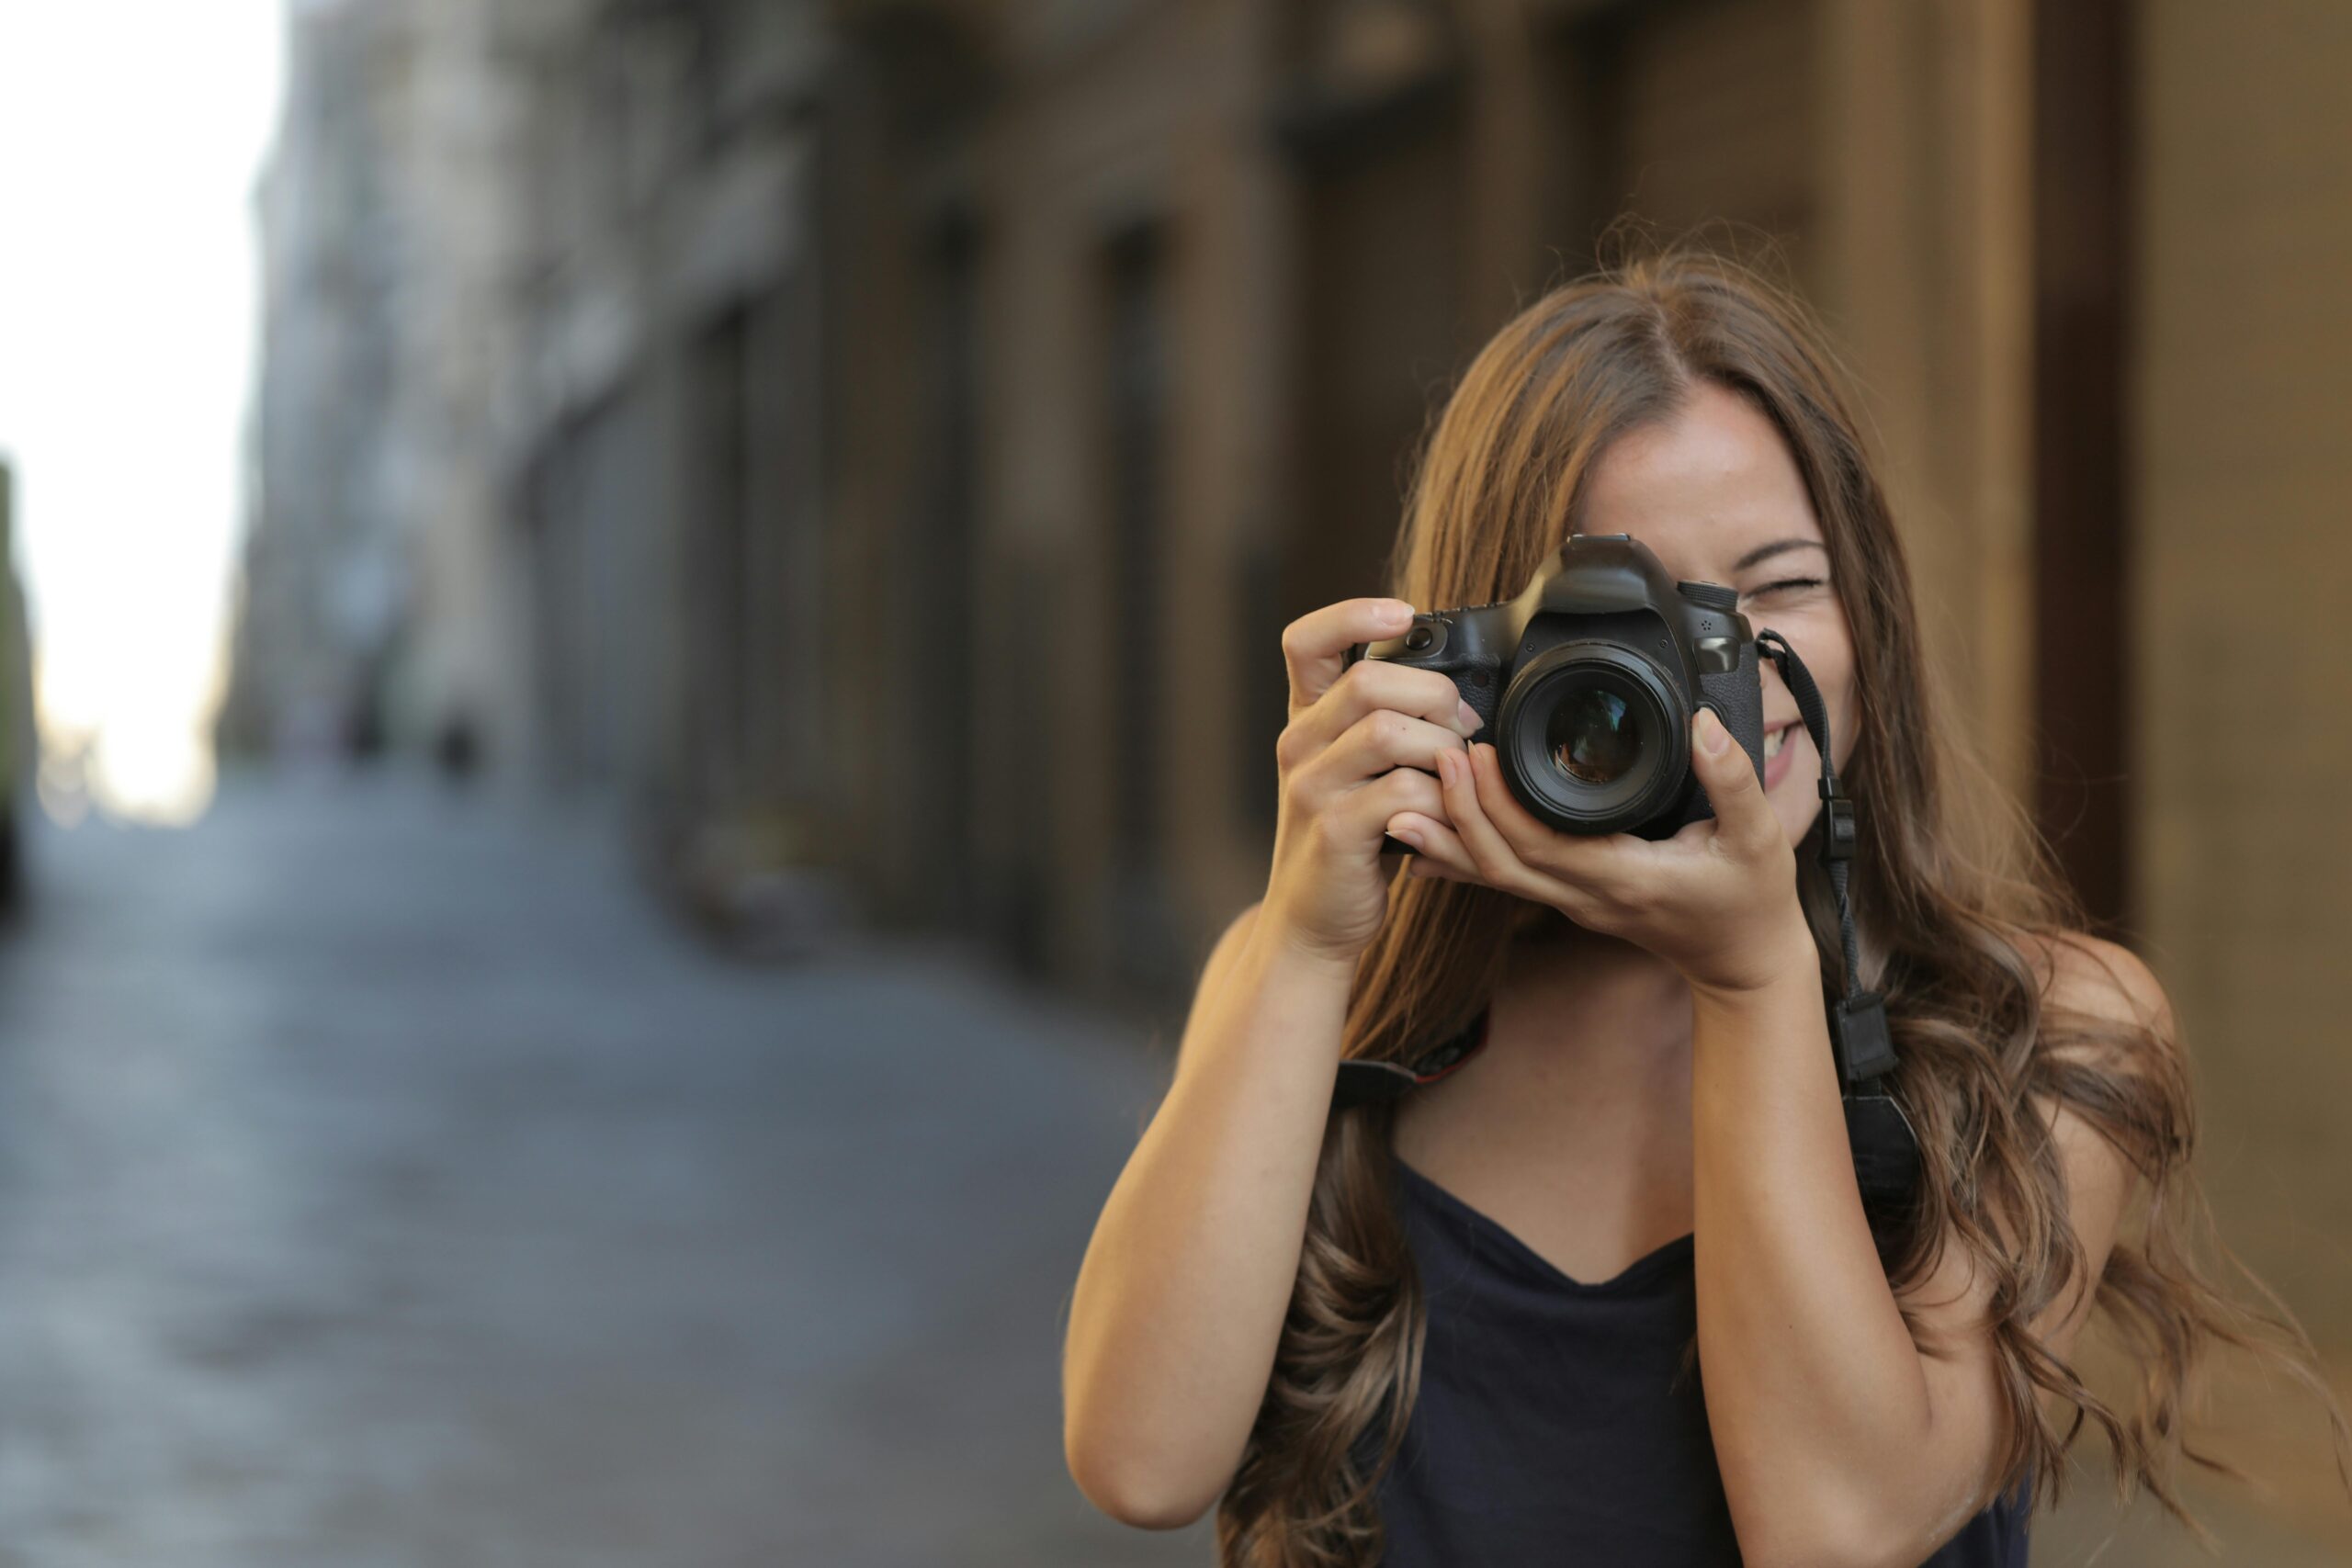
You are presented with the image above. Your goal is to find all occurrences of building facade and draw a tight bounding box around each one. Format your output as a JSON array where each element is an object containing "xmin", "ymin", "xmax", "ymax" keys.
[
  {"xmin": 827, "ymin": 0, "xmax": 2054, "ymax": 1005},
  {"xmin": 226, "ymin": 0, "xmax": 833, "ymax": 931},
  {"xmin": 229, "ymin": 5, "xmax": 2352, "ymax": 1521}
]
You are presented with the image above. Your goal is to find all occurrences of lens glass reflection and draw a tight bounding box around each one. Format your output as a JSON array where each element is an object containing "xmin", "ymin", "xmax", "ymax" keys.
[{"xmin": 1546, "ymin": 686, "xmax": 1642, "ymax": 786}]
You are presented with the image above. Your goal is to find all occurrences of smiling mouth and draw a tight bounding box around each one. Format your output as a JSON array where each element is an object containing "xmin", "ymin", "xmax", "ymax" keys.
[{"xmin": 1761, "ymin": 722, "xmax": 1799, "ymax": 763}]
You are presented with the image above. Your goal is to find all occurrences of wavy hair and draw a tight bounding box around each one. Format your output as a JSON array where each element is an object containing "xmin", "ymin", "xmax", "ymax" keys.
[{"xmin": 1214, "ymin": 232, "xmax": 2352, "ymax": 1565}]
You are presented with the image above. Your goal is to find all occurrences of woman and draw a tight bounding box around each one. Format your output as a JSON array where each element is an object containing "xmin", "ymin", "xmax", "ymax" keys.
[{"xmin": 1060, "ymin": 243, "xmax": 2350, "ymax": 1565}]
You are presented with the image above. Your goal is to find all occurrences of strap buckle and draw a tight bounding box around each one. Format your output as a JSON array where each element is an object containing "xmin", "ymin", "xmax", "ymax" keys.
[
  {"xmin": 1331, "ymin": 1010, "xmax": 1492, "ymax": 1111},
  {"xmin": 1829, "ymin": 988, "xmax": 1899, "ymax": 1086},
  {"xmin": 1816, "ymin": 780, "xmax": 1858, "ymax": 866}
]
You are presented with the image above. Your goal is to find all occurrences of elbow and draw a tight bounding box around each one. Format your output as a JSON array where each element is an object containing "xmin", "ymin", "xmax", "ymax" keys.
[
  {"xmin": 1734, "ymin": 1487, "xmax": 1907, "ymax": 1568},
  {"xmin": 1064, "ymin": 1413, "xmax": 1222, "ymax": 1531},
  {"xmin": 1738, "ymin": 1532, "xmax": 1886, "ymax": 1568}
]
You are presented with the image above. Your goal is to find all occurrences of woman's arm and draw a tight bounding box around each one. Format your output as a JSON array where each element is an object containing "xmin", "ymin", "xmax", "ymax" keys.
[
  {"xmin": 1688, "ymin": 917, "xmax": 2149, "ymax": 1568},
  {"xmin": 1064, "ymin": 594, "xmax": 1472, "ymax": 1529},
  {"xmin": 1061, "ymin": 899, "xmax": 1357, "ymax": 1529}
]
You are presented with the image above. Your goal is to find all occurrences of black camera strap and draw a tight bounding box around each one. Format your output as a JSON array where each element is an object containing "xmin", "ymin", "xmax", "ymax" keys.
[
  {"xmin": 1754, "ymin": 631, "xmax": 1919, "ymax": 1213},
  {"xmin": 1331, "ymin": 631, "xmax": 1921, "ymax": 1214}
]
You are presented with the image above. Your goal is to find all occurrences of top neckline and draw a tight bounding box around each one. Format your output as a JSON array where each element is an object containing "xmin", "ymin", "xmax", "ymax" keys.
[{"xmin": 1393, "ymin": 1156, "xmax": 1695, "ymax": 1295}]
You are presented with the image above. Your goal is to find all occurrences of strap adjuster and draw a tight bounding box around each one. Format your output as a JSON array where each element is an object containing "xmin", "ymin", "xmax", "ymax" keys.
[
  {"xmin": 1331, "ymin": 1009, "xmax": 1492, "ymax": 1111},
  {"xmin": 1829, "ymin": 988, "xmax": 1899, "ymax": 1086},
  {"xmin": 1817, "ymin": 788, "xmax": 1857, "ymax": 865}
]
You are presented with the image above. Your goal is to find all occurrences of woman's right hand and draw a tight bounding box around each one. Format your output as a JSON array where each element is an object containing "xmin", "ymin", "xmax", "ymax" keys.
[{"xmin": 1261, "ymin": 597, "xmax": 1485, "ymax": 968}]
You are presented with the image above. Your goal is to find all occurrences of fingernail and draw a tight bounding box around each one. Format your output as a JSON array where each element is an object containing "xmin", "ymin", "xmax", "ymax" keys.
[
  {"xmin": 1393, "ymin": 825, "xmax": 1423, "ymax": 850},
  {"xmin": 1385, "ymin": 600, "xmax": 1415, "ymax": 622},
  {"xmin": 1437, "ymin": 750, "xmax": 1455, "ymax": 784},
  {"xmin": 1455, "ymin": 698, "xmax": 1480, "ymax": 734},
  {"xmin": 1698, "ymin": 707, "xmax": 1729, "ymax": 755}
]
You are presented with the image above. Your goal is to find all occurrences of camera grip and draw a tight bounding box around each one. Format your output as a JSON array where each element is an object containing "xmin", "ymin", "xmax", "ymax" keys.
[
  {"xmin": 1348, "ymin": 626, "xmax": 1498, "ymax": 858},
  {"xmin": 1689, "ymin": 638, "xmax": 1768, "ymax": 824}
]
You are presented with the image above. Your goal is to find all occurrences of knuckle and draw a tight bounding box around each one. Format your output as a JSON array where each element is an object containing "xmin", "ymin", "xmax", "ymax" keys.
[{"xmin": 1380, "ymin": 767, "xmax": 1431, "ymax": 807}]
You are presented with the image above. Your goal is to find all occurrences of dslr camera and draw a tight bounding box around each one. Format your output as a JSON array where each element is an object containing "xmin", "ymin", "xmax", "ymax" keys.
[{"xmin": 1344, "ymin": 533, "xmax": 1769, "ymax": 844}]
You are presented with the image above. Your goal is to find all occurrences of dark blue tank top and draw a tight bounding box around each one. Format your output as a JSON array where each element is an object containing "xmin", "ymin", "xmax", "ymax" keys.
[{"xmin": 1353, "ymin": 1156, "xmax": 2031, "ymax": 1565}]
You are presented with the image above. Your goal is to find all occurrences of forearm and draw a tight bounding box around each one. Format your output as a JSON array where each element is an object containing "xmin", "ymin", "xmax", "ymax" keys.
[
  {"xmin": 1063, "ymin": 923, "xmax": 1356, "ymax": 1526},
  {"xmin": 1688, "ymin": 905, "xmax": 1931, "ymax": 1566}
]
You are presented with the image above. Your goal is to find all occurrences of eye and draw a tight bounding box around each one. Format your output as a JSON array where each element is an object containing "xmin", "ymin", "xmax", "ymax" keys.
[{"xmin": 1741, "ymin": 576, "xmax": 1826, "ymax": 600}]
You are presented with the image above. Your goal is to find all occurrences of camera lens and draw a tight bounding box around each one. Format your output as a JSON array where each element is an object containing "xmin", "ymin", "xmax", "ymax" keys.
[
  {"xmin": 1493, "ymin": 639, "xmax": 1690, "ymax": 837},
  {"xmin": 1546, "ymin": 686, "xmax": 1641, "ymax": 786}
]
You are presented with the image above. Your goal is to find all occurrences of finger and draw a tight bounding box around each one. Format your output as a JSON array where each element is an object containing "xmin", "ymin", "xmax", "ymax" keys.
[
  {"xmin": 1465, "ymin": 740, "xmax": 1645, "ymax": 888},
  {"xmin": 1321, "ymin": 764, "xmax": 1451, "ymax": 850},
  {"xmin": 1690, "ymin": 705, "xmax": 1781, "ymax": 857},
  {"xmin": 1434, "ymin": 742, "xmax": 1594, "ymax": 916},
  {"xmin": 1283, "ymin": 598, "xmax": 1417, "ymax": 719},
  {"xmin": 1306, "ymin": 707, "xmax": 1473, "ymax": 797},
  {"xmin": 1384, "ymin": 811, "xmax": 1476, "ymax": 879},
  {"xmin": 1288, "ymin": 656, "xmax": 1480, "ymax": 761}
]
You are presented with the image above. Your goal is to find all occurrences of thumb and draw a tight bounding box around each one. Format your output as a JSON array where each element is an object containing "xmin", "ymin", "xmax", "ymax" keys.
[{"xmin": 1692, "ymin": 705, "xmax": 1775, "ymax": 849}]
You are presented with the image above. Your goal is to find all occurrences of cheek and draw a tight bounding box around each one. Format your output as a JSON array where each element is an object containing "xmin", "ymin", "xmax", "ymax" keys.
[
  {"xmin": 1834, "ymin": 692, "xmax": 1862, "ymax": 778},
  {"xmin": 1781, "ymin": 608, "xmax": 1860, "ymax": 773},
  {"xmin": 1821, "ymin": 646, "xmax": 1861, "ymax": 777},
  {"xmin": 1807, "ymin": 652, "xmax": 1860, "ymax": 775},
  {"xmin": 1755, "ymin": 609, "xmax": 1858, "ymax": 838}
]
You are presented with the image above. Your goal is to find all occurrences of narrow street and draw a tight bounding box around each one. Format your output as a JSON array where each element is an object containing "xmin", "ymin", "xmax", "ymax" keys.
[
  {"xmin": 3, "ymin": 776, "xmax": 2340, "ymax": 1567},
  {"xmin": 0, "ymin": 775, "xmax": 1210, "ymax": 1567}
]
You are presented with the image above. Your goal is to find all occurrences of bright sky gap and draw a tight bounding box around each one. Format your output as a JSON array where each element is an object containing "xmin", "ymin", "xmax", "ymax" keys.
[{"xmin": 0, "ymin": 2, "xmax": 285, "ymax": 825}]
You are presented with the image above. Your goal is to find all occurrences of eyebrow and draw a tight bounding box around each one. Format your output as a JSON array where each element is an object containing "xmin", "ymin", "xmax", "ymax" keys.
[{"xmin": 1731, "ymin": 538, "xmax": 1829, "ymax": 573}]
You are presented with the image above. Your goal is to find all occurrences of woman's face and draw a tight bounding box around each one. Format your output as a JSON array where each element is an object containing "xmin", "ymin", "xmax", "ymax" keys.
[{"xmin": 1575, "ymin": 379, "xmax": 1860, "ymax": 852}]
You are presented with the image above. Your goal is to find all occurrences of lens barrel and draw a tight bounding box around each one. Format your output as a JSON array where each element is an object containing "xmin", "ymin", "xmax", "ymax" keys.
[{"xmin": 1494, "ymin": 640, "xmax": 1691, "ymax": 835}]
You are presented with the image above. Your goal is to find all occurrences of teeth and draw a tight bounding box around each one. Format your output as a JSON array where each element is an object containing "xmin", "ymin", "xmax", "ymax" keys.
[{"xmin": 1763, "ymin": 726, "xmax": 1788, "ymax": 761}]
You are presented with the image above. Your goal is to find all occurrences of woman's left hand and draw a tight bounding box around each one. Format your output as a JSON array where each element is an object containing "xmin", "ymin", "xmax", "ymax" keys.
[{"xmin": 1387, "ymin": 707, "xmax": 1812, "ymax": 997}]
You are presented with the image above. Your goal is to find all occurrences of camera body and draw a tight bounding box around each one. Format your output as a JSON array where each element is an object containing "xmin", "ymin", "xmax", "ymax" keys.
[{"xmin": 1344, "ymin": 533, "xmax": 1769, "ymax": 842}]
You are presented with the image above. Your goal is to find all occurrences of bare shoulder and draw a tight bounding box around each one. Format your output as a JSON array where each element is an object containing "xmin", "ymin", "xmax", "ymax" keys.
[
  {"xmin": 2012, "ymin": 930, "xmax": 2175, "ymax": 1337},
  {"xmin": 2017, "ymin": 927, "xmax": 2181, "ymax": 1074},
  {"xmin": 1889, "ymin": 927, "xmax": 2176, "ymax": 1522}
]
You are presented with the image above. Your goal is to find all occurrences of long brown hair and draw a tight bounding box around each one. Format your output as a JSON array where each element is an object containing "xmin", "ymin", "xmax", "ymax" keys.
[{"xmin": 1215, "ymin": 234, "xmax": 2352, "ymax": 1564}]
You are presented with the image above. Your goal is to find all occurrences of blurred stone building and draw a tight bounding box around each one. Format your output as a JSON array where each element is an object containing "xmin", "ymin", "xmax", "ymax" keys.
[
  {"xmin": 827, "ymin": 0, "xmax": 2067, "ymax": 1005},
  {"xmin": 229, "ymin": 0, "xmax": 2072, "ymax": 987},
  {"xmin": 224, "ymin": 0, "xmax": 533, "ymax": 768},
  {"xmin": 225, "ymin": 0, "xmax": 831, "ymax": 931},
  {"xmin": 228, "ymin": 3, "xmax": 2352, "ymax": 1534}
]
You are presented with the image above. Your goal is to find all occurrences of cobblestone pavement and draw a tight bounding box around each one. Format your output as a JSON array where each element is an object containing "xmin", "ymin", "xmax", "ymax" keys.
[{"xmin": 0, "ymin": 774, "xmax": 1212, "ymax": 1567}]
